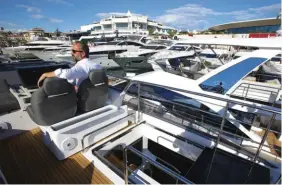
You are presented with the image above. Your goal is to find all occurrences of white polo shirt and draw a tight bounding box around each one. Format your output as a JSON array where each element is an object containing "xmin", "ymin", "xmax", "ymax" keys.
[{"xmin": 54, "ymin": 58, "xmax": 102, "ymax": 87}]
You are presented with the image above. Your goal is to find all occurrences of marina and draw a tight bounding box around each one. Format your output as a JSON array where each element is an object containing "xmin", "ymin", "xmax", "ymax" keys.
[{"xmin": 0, "ymin": 2, "xmax": 281, "ymax": 184}]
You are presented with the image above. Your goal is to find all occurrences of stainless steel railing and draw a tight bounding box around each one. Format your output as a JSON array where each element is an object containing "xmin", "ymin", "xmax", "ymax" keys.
[
  {"xmin": 230, "ymin": 82, "xmax": 281, "ymax": 105},
  {"xmin": 122, "ymin": 80, "xmax": 281, "ymax": 159}
]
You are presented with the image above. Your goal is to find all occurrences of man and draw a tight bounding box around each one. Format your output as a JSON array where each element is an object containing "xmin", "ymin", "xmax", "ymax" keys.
[{"xmin": 37, "ymin": 41, "xmax": 102, "ymax": 89}]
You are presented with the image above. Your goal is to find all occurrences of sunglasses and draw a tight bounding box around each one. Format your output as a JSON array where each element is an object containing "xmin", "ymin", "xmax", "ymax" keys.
[{"xmin": 72, "ymin": 49, "xmax": 83, "ymax": 53}]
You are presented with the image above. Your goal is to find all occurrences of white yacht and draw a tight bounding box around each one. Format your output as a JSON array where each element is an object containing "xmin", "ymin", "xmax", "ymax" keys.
[
  {"xmin": 112, "ymin": 40, "xmax": 176, "ymax": 73},
  {"xmin": 4, "ymin": 37, "xmax": 71, "ymax": 52},
  {"xmin": 0, "ymin": 57, "xmax": 280, "ymax": 184},
  {"xmin": 148, "ymin": 38, "xmax": 281, "ymax": 75},
  {"xmin": 55, "ymin": 40, "xmax": 145, "ymax": 67},
  {"xmin": 113, "ymin": 42, "xmax": 202, "ymax": 74}
]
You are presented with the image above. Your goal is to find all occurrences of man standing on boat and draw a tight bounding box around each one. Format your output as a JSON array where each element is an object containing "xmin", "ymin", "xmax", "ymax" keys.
[{"xmin": 37, "ymin": 41, "xmax": 102, "ymax": 90}]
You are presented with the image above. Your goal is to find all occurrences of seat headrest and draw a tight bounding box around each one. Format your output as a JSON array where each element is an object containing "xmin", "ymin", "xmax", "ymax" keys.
[
  {"xmin": 43, "ymin": 77, "xmax": 74, "ymax": 96},
  {"xmin": 89, "ymin": 69, "xmax": 108, "ymax": 86}
]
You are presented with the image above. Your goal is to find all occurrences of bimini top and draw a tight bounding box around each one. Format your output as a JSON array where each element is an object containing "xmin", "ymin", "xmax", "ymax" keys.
[
  {"xmin": 179, "ymin": 38, "xmax": 282, "ymax": 50},
  {"xmin": 197, "ymin": 49, "xmax": 281, "ymax": 94}
]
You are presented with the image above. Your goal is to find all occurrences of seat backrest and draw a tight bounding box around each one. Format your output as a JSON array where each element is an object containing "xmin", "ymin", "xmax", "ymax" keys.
[
  {"xmin": 30, "ymin": 77, "xmax": 77, "ymax": 126},
  {"xmin": 77, "ymin": 69, "xmax": 108, "ymax": 112},
  {"xmin": 0, "ymin": 79, "xmax": 21, "ymax": 114}
]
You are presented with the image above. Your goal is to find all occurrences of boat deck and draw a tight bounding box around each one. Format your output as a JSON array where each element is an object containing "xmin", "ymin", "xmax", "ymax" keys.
[
  {"xmin": 0, "ymin": 128, "xmax": 112, "ymax": 184},
  {"xmin": 257, "ymin": 130, "xmax": 281, "ymax": 157}
]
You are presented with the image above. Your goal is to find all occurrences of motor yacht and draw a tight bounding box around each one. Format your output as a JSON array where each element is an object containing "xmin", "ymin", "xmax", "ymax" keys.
[
  {"xmin": 55, "ymin": 40, "xmax": 145, "ymax": 68},
  {"xmin": 4, "ymin": 37, "xmax": 71, "ymax": 52},
  {"xmin": 0, "ymin": 58, "xmax": 280, "ymax": 183},
  {"xmin": 113, "ymin": 42, "xmax": 202, "ymax": 75},
  {"xmin": 112, "ymin": 40, "xmax": 177, "ymax": 74}
]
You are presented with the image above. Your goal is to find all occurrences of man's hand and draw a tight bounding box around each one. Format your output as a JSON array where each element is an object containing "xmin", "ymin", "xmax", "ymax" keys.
[
  {"xmin": 37, "ymin": 72, "xmax": 56, "ymax": 87},
  {"xmin": 37, "ymin": 73, "xmax": 46, "ymax": 87}
]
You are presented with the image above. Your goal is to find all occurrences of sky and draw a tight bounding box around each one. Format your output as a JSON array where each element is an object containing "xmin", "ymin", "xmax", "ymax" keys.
[{"xmin": 0, "ymin": 0, "xmax": 281, "ymax": 32}]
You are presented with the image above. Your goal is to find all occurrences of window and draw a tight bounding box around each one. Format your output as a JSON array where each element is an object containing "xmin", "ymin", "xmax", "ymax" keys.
[
  {"xmin": 125, "ymin": 84, "xmax": 249, "ymax": 139},
  {"xmin": 227, "ymin": 25, "xmax": 280, "ymax": 34},
  {"xmin": 93, "ymin": 26, "xmax": 102, "ymax": 31},
  {"xmin": 156, "ymin": 46, "xmax": 167, "ymax": 50},
  {"xmin": 104, "ymin": 41, "xmax": 120, "ymax": 45},
  {"xmin": 199, "ymin": 53, "xmax": 217, "ymax": 58},
  {"xmin": 169, "ymin": 46, "xmax": 188, "ymax": 51},
  {"xmin": 117, "ymin": 41, "xmax": 127, "ymax": 46},
  {"xmin": 116, "ymin": 23, "xmax": 128, "ymax": 28},
  {"xmin": 140, "ymin": 45, "xmax": 158, "ymax": 50},
  {"xmin": 126, "ymin": 41, "xmax": 144, "ymax": 46},
  {"xmin": 103, "ymin": 24, "xmax": 112, "ymax": 30}
]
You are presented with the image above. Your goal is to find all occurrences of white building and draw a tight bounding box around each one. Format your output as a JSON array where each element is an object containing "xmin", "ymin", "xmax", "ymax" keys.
[{"xmin": 80, "ymin": 11, "xmax": 176, "ymax": 38}]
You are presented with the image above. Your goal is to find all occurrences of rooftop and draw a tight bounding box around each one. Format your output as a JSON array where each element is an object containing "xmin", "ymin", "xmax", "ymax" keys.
[{"xmin": 209, "ymin": 17, "xmax": 281, "ymax": 31}]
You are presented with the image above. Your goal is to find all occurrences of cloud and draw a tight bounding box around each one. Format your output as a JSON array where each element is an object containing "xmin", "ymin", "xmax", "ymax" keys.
[
  {"xmin": 16, "ymin": 4, "xmax": 41, "ymax": 13},
  {"xmin": 31, "ymin": 14, "xmax": 63, "ymax": 23},
  {"xmin": 31, "ymin": 14, "xmax": 44, "ymax": 19},
  {"xmin": 155, "ymin": 3, "xmax": 281, "ymax": 30},
  {"xmin": 5, "ymin": 28, "xmax": 29, "ymax": 32},
  {"xmin": 0, "ymin": 21, "xmax": 22, "ymax": 27},
  {"xmin": 47, "ymin": 0, "xmax": 74, "ymax": 6},
  {"xmin": 49, "ymin": 18, "xmax": 63, "ymax": 23}
]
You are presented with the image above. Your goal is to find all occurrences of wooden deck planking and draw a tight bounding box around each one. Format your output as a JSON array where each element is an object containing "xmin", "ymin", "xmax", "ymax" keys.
[
  {"xmin": 256, "ymin": 130, "xmax": 281, "ymax": 157},
  {"xmin": 0, "ymin": 128, "xmax": 113, "ymax": 184}
]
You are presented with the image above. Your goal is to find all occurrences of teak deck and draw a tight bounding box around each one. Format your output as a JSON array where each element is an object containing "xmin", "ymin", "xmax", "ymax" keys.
[{"xmin": 0, "ymin": 128, "xmax": 113, "ymax": 184}]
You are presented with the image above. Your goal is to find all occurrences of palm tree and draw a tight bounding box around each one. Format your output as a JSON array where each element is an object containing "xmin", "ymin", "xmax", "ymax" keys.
[{"xmin": 148, "ymin": 28, "xmax": 154, "ymax": 35}]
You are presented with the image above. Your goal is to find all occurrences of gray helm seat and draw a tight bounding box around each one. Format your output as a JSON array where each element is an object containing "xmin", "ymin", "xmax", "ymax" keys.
[
  {"xmin": 27, "ymin": 77, "xmax": 77, "ymax": 126},
  {"xmin": 27, "ymin": 69, "xmax": 108, "ymax": 126}
]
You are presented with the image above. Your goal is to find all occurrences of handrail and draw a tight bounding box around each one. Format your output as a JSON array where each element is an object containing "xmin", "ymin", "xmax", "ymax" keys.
[
  {"xmin": 128, "ymin": 89, "xmax": 279, "ymax": 133},
  {"xmin": 230, "ymin": 82, "xmax": 281, "ymax": 106},
  {"xmin": 137, "ymin": 97, "xmax": 280, "ymax": 156},
  {"xmin": 124, "ymin": 81, "xmax": 281, "ymax": 115},
  {"xmin": 143, "ymin": 112, "xmax": 277, "ymax": 169},
  {"xmin": 236, "ymin": 82, "xmax": 281, "ymax": 91},
  {"xmin": 124, "ymin": 146, "xmax": 194, "ymax": 184}
]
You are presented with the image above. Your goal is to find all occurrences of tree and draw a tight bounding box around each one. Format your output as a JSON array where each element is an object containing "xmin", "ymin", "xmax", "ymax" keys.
[
  {"xmin": 0, "ymin": 27, "xmax": 4, "ymax": 31},
  {"xmin": 168, "ymin": 30, "xmax": 177, "ymax": 38},
  {"xmin": 148, "ymin": 28, "xmax": 154, "ymax": 35}
]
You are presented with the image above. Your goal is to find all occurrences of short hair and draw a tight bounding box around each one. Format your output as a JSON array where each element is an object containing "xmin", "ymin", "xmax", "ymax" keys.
[{"xmin": 73, "ymin": 41, "xmax": 89, "ymax": 58}]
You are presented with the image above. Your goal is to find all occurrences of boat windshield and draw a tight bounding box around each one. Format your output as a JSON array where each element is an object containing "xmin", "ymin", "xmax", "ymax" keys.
[
  {"xmin": 104, "ymin": 41, "xmax": 120, "ymax": 45},
  {"xmin": 169, "ymin": 46, "xmax": 189, "ymax": 51},
  {"xmin": 8, "ymin": 52, "xmax": 42, "ymax": 61},
  {"xmin": 140, "ymin": 45, "xmax": 158, "ymax": 50},
  {"xmin": 147, "ymin": 40, "xmax": 174, "ymax": 46},
  {"xmin": 126, "ymin": 35, "xmax": 143, "ymax": 41}
]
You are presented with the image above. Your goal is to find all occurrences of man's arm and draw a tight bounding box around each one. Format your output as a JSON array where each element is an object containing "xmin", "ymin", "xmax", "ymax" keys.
[
  {"xmin": 37, "ymin": 71, "xmax": 56, "ymax": 87},
  {"xmin": 57, "ymin": 64, "xmax": 85, "ymax": 80},
  {"xmin": 37, "ymin": 64, "xmax": 86, "ymax": 87}
]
